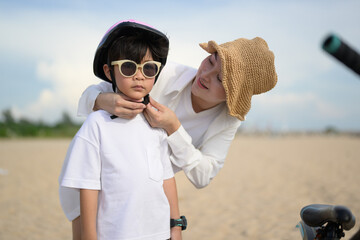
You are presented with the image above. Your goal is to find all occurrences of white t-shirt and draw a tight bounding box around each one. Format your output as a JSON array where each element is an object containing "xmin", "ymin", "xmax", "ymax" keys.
[{"xmin": 59, "ymin": 110, "xmax": 173, "ymax": 240}]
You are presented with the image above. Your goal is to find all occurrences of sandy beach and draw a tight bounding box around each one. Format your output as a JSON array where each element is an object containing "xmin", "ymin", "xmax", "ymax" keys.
[{"xmin": 0, "ymin": 135, "xmax": 359, "ymax": 240}]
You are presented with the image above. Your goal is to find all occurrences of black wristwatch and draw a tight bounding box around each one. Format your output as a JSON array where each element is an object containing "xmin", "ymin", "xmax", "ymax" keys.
[{"xmin": 170, "ymin": 215, "xmax": 187, "ymax": 230}]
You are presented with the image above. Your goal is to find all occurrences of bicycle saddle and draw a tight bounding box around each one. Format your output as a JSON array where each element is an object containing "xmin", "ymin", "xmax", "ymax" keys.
[{"xmin": 300, "ymin": 204, "xmax": 356, "ymax": 230}]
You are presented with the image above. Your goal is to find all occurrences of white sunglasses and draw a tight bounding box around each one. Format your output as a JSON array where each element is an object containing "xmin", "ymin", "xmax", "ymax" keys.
[{"xmin": 111, "ymin": 59, "xmax": 162, "ymax": 78}]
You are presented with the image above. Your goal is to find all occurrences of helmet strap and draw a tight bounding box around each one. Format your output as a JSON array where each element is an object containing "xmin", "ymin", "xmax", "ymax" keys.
[
  {"xmin": 143, "ymin": 94, "xmax": 149, "ymax": 105},
  {"xmin": 110, "ymin": 70, "xmax": 117, "ymax": 92},
  {"xmin": 107, "ymin": 60, "xmax": 117, "ymax": 92},
  {"xmin": 108, "ymin": 65, "xmax": 119, "ymax": 120}
]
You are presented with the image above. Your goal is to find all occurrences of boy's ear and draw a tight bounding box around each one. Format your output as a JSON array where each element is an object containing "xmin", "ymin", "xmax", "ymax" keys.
[{"xmin": 103, "ymin": 64, "xmax": 112, "ymax": 81}]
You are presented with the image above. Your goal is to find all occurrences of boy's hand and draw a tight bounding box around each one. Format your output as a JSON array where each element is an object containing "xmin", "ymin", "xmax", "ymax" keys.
[
  {"xmin": 170, "ymin": 226, "xmax": 182, "ymax": 240},
  {"xmin": 94, "ymin": 92, "xmax": 146, "ymax": 119}
]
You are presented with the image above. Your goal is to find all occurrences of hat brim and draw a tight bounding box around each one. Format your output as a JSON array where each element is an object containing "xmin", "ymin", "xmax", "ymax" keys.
[{"xmin": 199, "ymin": 41, "xmax": 246, "ymax": 121}]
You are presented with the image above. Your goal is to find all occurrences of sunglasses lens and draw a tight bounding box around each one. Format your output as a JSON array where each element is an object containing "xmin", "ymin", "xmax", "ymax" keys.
[
  {"xmin": 143, "ymin": 63, "xmax": 159, "ymax": 78},
  {"xmin": 120, "ymin": 61, "xmax": 137, "ymax": 77}
]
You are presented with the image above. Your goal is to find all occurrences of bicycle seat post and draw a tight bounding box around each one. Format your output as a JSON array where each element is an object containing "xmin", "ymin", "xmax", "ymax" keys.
[{"xmin": 316, "ymin": 222, "xmax": 345, "ymax": 240}]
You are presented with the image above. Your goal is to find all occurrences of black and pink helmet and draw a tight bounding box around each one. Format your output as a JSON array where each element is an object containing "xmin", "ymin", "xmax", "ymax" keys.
[{"xmin": 93, "ymin": 19, "xmax": 169, "ymax": 83}]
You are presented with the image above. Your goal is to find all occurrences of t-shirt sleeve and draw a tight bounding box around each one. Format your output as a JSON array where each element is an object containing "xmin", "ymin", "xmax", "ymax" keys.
[{"xmin": 60, "ymin": 116, "xmax": 102, "ymax": 190}]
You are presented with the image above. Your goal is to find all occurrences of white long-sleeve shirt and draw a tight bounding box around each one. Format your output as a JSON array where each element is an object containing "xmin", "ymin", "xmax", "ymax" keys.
[{"xmin": 77, "ymin": 61, "xmax": 241, "ymax": 188}]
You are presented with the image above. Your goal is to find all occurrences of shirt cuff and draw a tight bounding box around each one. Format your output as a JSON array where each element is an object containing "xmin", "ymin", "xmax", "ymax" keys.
[
  {"xmin": 61, "ymin": 178, "xmax": 101, "ymax": 190},
  {"xmin": 167, "ymin": 125, "xmax": 192, "ymax": 146},
  {"xmin": 77, "ymin": 90, "xmax": 101, "ymax": 117}
]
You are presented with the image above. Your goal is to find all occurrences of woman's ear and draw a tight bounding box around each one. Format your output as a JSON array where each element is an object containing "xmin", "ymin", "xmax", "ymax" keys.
[{"xmin": 103, "ymin": 64, "xmax": 112, "ymax": 81}]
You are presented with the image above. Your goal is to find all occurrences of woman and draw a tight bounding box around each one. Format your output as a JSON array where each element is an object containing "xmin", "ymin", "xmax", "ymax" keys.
[{"xmin": 78, "ymin": 37, "xmax": 278, "ymax": 189}]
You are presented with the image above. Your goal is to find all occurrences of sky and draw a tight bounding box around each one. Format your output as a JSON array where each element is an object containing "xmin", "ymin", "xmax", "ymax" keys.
[{"xmin": 1, "ymin": 0, "xmax": 360, "ymax": 132}]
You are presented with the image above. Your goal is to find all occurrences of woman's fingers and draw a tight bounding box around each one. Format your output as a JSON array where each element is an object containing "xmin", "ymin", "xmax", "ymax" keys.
[
  {"xmin": 96, "ymin": 92, "xmax": 146, "ymax": 119},
  {"xmin": 143, "ymin": 109, "xmax": 151, "ymax": 125},
  {"xmin": 114, "ymin": 93, "xmax": 145, "ymax": 110},
  {"xmin": 115, "ymin": 107, "xmax": 144, "ymax": 119},
  {"xmin": 119, "ymin": 100, "xmax": 146, "ymax": 111},
  {"xmin": 144, "ymin": 101, "xmax": 181, "ymax": 135},
  {"xmin": 107, "ymin": 93, "xmax": 144, "ymax": 118},
  {"xmin": 148, "ymin": 96, "xmax": 163, "ymax": 111},
  {"xmin": 143, "ymin": 103, "xmax": 157, "ymax": 125}
]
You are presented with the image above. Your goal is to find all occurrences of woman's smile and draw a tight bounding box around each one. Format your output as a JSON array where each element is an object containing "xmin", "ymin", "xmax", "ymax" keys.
[{"xmin": 197, "ymin": 78, "xmax": 208, "ymax": 89}]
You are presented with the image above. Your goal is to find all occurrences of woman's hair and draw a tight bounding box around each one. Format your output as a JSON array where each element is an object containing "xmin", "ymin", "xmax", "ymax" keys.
[{"xmin": 107, "ymin": 29, "xmax": 168, "ymax": 64}]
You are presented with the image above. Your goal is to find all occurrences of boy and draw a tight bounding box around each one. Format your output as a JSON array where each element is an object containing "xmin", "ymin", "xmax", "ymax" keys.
[{"xmin": 59, "ymin": 20, "xmax": 182, "ymax": 240}]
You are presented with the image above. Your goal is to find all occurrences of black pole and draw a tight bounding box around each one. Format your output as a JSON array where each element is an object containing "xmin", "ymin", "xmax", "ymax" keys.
[{"xmin": 322, "ymin": 34, "xmax": 360, "ymax": 76}]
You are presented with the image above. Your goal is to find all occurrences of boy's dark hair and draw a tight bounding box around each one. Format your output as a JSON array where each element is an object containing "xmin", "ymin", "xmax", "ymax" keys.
[{"xmin": 108, "ymin": 29, "xmax": 169, "ymax": 65}]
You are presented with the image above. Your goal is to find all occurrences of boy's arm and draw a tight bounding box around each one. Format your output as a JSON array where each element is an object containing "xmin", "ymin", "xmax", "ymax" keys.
[
  {"xmin": 163, "ymin": 177, "xmax": 182, "ymax": 240},
  {"xmin": 80, "ymin": 189, "xmax": 99, "ymax": 240}
]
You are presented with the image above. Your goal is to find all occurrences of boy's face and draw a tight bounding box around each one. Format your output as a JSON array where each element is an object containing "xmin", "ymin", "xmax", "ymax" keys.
[{"xmin": 105, "ymin": 50, "xmax": 156, "ymax": 102}]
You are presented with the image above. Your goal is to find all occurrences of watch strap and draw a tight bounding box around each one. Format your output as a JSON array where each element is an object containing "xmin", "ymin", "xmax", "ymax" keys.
[{"xmin": 170, "ymin": 215, "xmax": 187, "ymax": 230}]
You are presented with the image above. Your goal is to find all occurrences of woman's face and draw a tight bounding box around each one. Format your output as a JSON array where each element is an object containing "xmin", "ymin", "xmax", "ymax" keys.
[{"xmin": 191, "ymin": 52, "xmax": 226, "ymax": 111}]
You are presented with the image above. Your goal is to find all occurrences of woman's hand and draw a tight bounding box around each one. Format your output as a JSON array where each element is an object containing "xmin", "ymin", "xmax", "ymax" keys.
[
  {"xmin": 143, "ymin": 97, "xmax": 181, "ymax": 136},
  {"xmin": 94, "ymin": 92, "xmax": 146, "ymax": 119}
]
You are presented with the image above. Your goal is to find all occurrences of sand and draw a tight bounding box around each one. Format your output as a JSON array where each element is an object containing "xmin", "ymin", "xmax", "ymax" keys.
[{"xmin": 0, "ymin": 135, "xmax": 359, "ymax": 240}]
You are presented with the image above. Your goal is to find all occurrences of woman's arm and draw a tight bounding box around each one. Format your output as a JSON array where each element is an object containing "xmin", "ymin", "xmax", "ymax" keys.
[
  {"xmin": 77, "ymin": 81, "xmax": 145, "ymax": 119},
  {"xmin": 167, "ymin": 123, "xmax": 239, "ymax": 188},
  {"xmin": 144, "ymin": 98, "xmax": 240, "ymax": 188},
  {"xmin": 80, "ymin": 189, "xmax": 99, "ymax": 240},
  {"xmin": 163, "ymin": 177, "xmax": 182, "ymax": 240}
]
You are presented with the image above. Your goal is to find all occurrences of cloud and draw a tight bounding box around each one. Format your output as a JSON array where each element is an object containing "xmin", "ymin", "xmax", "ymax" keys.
[
  {"xmin": 1, "ymin": 8, "xmax": 101, "ymax": 123},
  {"xmin": 244, "ymin": 91, "xmax": 350, "ymax": 131},
  {"xmin": 256, "ymin": 92, "xmax": 344, "ymax": 118},
  {"xmin": 268, "ymin": 92, "xmax": 344, "ymax": 118},
  {"xmin": 26, "ymin": 57, "xmax": 95, "ymax": 123}
]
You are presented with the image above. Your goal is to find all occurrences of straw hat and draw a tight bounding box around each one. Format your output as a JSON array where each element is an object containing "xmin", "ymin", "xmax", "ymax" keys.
[{"xmin": 200, "ymin": 37, "xmax": 277, "ymax": 121}]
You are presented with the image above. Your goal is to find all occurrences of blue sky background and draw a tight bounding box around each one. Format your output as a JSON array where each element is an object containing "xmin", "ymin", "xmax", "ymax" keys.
[{"xmin": 1, "ymin": 0, "xmax": 360, "ymax": 132}]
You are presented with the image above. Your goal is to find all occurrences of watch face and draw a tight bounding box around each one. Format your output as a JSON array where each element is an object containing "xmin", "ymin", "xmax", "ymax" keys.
[{"xmin": 170, "ymin": 216, "xmax": 187, "ymax": 230}]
